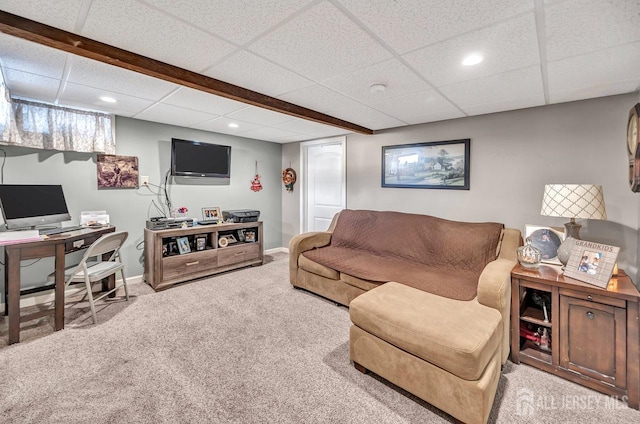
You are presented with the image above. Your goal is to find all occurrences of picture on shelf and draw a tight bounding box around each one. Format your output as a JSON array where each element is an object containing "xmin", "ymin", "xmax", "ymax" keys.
[
  {"xmin": 202, "ymin": 207, "xmax": 221, "ymax": 220},
  {"xmin": 237, "ymin": 229, "xmax": 245, "ymax": 242},
  {"xmin": 244, "ymin": 230, "xmax": 256, "ymax": 243},
  {"xmin": 176, "ymin": 237, "xmax": 191, "ymax": 254},
  {"xmin": 195, "ymin": 237, "xmax": 207, "ymax": 251},
  {"xmin": 525, "ymin": 224, "xmax": 564, "ymax": 265}
]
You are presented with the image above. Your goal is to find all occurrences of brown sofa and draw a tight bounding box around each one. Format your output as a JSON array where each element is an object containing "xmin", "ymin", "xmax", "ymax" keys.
[{"xmin": 289, "ymin": 209, "xmax": 521, "ymax": 424}]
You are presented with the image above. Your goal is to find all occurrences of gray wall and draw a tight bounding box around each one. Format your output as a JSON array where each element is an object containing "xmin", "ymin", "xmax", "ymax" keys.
[
  {"xmin": 282, "ymin": 93, "xmax": 640, "ymax": 285},
  {"xmin": 1, "ymin": 116, "xmax": 282, "ymax": 292}
]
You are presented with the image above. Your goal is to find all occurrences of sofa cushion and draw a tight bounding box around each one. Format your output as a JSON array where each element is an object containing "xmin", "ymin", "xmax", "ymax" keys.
[
  {"xmin": 350, "ymin": 282, "xmax": 502, "ymax": 381},
  {"xmin": 329, "ymin": 209, "xmax": 503, "ymax": 272},
  {"xmin": 340, "ymin": 272, "xmax": 382, "ymax": 292},
  {"xmin": 298, "ymin": 255, "xmax": 340, "ymax": 280},
  {"xmin": 303, "ymin": 247, "xmax": 482, "ymax": 300}
]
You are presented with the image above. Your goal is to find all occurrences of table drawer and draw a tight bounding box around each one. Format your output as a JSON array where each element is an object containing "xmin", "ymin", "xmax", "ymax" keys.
[
  {"xmin": 559, "ymin": 288, "xmax": 626, "ymax": 308},
  {"xmin": 162, "ymin": 250, "xmax": 218, "ymax": 280},
  {"xmin": 218, "ymin": 243, "xmax": 260, "ymax": 267}
]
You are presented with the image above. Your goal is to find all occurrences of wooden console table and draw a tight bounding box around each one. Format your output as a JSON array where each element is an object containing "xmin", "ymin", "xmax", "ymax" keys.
[
  {"xmin": 3, "ymin": 226, "xmax": 116, "ymax": 344},
  {"xmin": 511, "ymin": 264, "xmax": 640, "ymax": 409},
  {"xmin": 144, "ymin": 221, "xmax": 263, "ymax": 291}
]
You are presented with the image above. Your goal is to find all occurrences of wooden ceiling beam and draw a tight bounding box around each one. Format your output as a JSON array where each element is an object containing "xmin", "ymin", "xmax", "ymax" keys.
[{"xmin": 0, "ymin": 11, "xmax": 374, "ymax": 135}]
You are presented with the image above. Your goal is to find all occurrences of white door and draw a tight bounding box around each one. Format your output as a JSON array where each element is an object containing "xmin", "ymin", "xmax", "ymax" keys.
[{"xmin": 301, "ymin": 137, "xmax": 346, "ymax": 232}]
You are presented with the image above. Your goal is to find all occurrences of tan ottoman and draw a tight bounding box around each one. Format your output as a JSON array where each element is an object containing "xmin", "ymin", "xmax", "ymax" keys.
[{"xmin": 350, "ymin": 282, "xmax": 502, "ymax": 424}]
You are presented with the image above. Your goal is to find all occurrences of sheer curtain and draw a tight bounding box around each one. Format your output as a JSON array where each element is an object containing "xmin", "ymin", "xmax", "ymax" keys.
[{"xmin": 0, "ymin": 71, "xmax": 115, "ymax": 154}]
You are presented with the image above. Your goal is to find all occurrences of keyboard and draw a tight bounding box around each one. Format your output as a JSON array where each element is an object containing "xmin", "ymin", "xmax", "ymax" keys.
[{"xmin": 39, "ymin": 225, "xmax": 85, "ymax": 235}]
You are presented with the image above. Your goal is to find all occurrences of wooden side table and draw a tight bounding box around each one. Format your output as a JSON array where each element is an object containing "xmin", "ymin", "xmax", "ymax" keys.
[{"xmin": 511, "ymin": 264, "xmax": 640, "ymax": 409}]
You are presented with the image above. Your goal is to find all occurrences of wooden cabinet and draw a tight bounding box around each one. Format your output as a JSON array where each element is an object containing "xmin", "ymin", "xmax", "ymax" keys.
[
  {"xmin": 511, "ymin": 264, "xmax": 640, "ymax": 409},
  {"xmin": 144, "ymin": 221, "xmax": 263, "ymax": 291}
]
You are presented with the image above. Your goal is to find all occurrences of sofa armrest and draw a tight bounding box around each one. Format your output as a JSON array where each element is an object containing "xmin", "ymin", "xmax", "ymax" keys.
[
  {"xmin": 477, "ymin": 258, "xmax": 517, "ymax": 364},
  {"xmin": 289, "ymin": 232, "xmax": 332, "ymax": 284}
]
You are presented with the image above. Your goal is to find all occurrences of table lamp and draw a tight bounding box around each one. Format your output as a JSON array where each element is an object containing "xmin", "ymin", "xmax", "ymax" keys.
[{"xmin": 540, "ymin": 184, "xmax": 607, "ymax": 266}]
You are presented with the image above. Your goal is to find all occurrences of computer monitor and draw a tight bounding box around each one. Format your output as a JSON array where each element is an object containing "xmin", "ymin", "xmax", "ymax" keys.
[{"xmin": 0, "ymin": 184, "xmax": 71, "ymax": 230}]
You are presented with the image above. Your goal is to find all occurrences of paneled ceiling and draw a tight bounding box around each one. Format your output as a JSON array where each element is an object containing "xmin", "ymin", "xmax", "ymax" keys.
[{"xmin": 0, "ymin": 0, "xmax": 639, "ymax": 143}]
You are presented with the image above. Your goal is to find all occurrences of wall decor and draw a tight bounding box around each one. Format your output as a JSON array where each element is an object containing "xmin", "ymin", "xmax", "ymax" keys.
[
  {"xmin": 382, "ymin": 139, "xmax": 470, "ymax": 189},
  {"xmin": 524, "ymin": 225, "xmax": 564, "ymax": 265},
  {"xmin": 564, "ymin": 240, "xmax": 620, "ymax": 288},
  {"xmin": 97, "ymin": 154, "xmax": 139, "ymax": 188},
  {"xmin": 250, "ymin": 160, "xmax": 263, "ymax": 192},
  {"xmin": 282, "ymin": 167, "xmax": 297, "ymax": 192}
]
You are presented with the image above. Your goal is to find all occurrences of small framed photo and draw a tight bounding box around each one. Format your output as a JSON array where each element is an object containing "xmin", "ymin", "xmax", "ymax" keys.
[
  {"xmin": 195, "ymin": 237, "xmax": 207, "ymax": 251},
  {"xmin": 525, "ymin": 225, "xmax": 565, "ymax": 265},
  {"xmin": 202, "ymin": 207, "xmax": 221, "ymax": 220},
  {"xmin": 244, "ymin": 230, "xmax": 256, "ymax": 243},
  {"xmin": 564, "ymin": 240, "xmax": 620, "ymax": 288},
  {"xmin": 176, "ymin": 237, "xmax": 191, "ymax": 254},
  {"xmin": 237, "ymin": 229, "xmax": 245, "ymax": 242},
  {"xmin": 225, "ymin": 234, "xmax": 237, "ymax": 244}
]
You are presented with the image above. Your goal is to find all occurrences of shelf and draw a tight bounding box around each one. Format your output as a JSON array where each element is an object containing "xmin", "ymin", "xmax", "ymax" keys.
[
  {"xmin": 520, "ymin": 307, "xmax": 551, "ymax": 327},
  {"xmin": 520, "ymin": 340, "xmax": 552, "ymax": 364}
]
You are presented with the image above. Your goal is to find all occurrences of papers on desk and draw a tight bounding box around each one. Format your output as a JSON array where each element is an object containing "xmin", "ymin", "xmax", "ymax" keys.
[
  {"xmin": 0, "ymin": 230, "xmax": 43, "ymax": 245},
  {"xmin": 80, "ymin": 210, "xmax": 109, "ymax": 226}
]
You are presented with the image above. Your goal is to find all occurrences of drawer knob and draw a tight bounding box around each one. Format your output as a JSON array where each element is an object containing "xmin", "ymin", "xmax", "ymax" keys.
[
  {"xmin": 587, "ymin": 295, "xmax": 593, "ymax": 301},
  {"xmin": 586, "ymin": 311, "xmax": 595, "ymax": 320}
]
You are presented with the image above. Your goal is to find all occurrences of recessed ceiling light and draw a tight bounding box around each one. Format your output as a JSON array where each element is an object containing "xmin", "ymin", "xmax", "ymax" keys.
[
  {"xmin": 462, "ymin": 54, "xmax": 483, "ymax": 66},
  {"xmin": 99, "ymin": 96, "xmax": 117, "ymax": 103},
  {"xmin": 228, "ymin": 123, "xmax": 239, "ymax": 128},
  {"xmin": 369, "ymin": 83, "xmax": 387, "ymax": 93}
]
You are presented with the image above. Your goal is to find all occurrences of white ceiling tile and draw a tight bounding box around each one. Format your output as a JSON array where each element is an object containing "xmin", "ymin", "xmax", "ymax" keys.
[
  {"xmin": 549, "ymin": 80, "xmax": 640, "ymax": 105},
  {"xmin": 60, "ymin": 83, "xmax": 155, "ymax": 115},
  {"xmin": 162, "ymin": 87, "xmax": 247, "ymax": 116},
  {"xmin": 0, "ymin": 34, "xmax": 67, "ymax": 79},
  {"xmin": 83, "ymin": 0, "xmax": 235, "ymax": 73},
  {"xmin": 279, "ymin": 84, "xmax": 349, "ymax": 114},
  {"xmin": 66, "ymin": 56, "xmax": 180, "ymax": 101},
  {"xmin": 248, "ymin": 1, "xmax": 392, "ymax": 81},
  {"xmin": 460, "ymin": 96, "xmax": 546, "ymax": 117},
  {"xmin": 547, "ymin": 42, "xmax": 640, "ymax": 94},
  {"xmin": 322, "ymin": 59, "xmax": 431, "ymax": 104},
  {"xmin": 236, "ymin": 126, "xmax": 300, "ymax": 142},
  {"xmin": 273, "ymin": 117, "xmax": 337, "ymax": 135},
  {"xmin": 403, "ymin": 13, "xmax": 540, "ymax": 87},
  {"xmin": 206, "ymin": 51, "xmax": 313, "ymax": 97},
  {"xmin": 369, "ymin": 90, "xmax": 463, "ymax": 125},
  {"xmin": 0, "ymin": 0, "xmax": 83, "ymax": 32},
  {"xmin": 440, "ymin": 66, "xmax": 545, "ymax": 109},
  {"xmin": 226, "ymin": 106, "xmax": 294, "ymax": 126},
  {"xmin": 134, "ymin": 103, "xmax": 219, "ymax": 128},
  {"xmin": 339, "ymin": 0, "xmax": 532, "ymax": 54},
  {"xmin": 545, "ymin": 0, "xmax": 640, "ymax": 61},
  {"xmin": 191, "ymin": 117, "xmax": 263, "ymax": 134},
  {"xmin": 3, "ymin": 68, "xmax": 60, "ymax": 103},
  {"xmin": 326, "ymin": 102, "xmax": 406, "ymax": 131},
  {"xmin": 141, "ymin": 0, "xmax": 313, "ymax": 45}
]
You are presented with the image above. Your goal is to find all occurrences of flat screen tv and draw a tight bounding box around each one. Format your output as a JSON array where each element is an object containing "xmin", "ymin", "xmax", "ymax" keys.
[
  {"xmin": 171, "ymin": 138, "xmax": 231, "ymax": 178},
  {"xmin": 0, "ymin": 184, "xmax": 71, "ymax": 230}
]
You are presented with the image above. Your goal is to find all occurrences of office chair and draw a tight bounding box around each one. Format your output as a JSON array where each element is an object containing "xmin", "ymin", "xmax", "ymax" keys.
[{"xmin": 48, "ymin": 231, "xmax": 129, "ymax": 324}]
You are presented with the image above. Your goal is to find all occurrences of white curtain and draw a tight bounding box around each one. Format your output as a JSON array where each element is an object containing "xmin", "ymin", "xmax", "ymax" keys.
[{"xmin": 0, "ymin": 71, "xmax": 115, "ymax": 154}]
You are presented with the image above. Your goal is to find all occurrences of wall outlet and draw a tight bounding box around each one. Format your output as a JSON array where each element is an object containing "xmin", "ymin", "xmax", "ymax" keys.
[{"xmin": 141, "ymin": 176, "xmax": 150, "ymax": 186}]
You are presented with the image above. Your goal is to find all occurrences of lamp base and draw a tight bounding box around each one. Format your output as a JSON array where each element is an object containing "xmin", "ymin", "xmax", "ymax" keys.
[{"xmin": 558, "ymin": 219, "xmax": 582, "ymax": 267}]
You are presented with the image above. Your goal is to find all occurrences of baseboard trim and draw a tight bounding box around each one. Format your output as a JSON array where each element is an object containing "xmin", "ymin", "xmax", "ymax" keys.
[
  {"xmin": 1, "ymin": 275, "xmax": 145, "ymax": 310},
  {"xmin": 265, "ymin": 247, "xmax": 289, "ymax": 254}
]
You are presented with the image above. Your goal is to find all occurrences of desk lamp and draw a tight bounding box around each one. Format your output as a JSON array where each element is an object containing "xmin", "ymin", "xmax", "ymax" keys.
[{"xmin": 540, "ymin": 184, "xmax": 607, "ymax": 266}]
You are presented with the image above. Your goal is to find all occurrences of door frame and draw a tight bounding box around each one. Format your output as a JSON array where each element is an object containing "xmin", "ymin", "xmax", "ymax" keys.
[{"xmin": 299, "ymin": 136, "xmax": 347, "ymax": 233}]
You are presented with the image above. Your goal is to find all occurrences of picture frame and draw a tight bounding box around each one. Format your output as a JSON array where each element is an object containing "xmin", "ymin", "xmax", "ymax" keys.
[
  {"xmin": 564, "ymin": 240, "xmax": 620, "ymax": 288},
  {"xmin": 195, "ymin": 237, "xmax": 207, "ymax": 251},
  {"xmin": 225, "ymin": 234, "xmax": 237, "ymax": 244},
  {"xmin": 97, "ymin": 154, "xmax": 139, "ymax": 189},
  {"xmin": 202, "ymin": 207, "xmax": 221, "ymax": 220},
  {"xmin": 525, "ymin": 225, "xmax": 565, "ymax": 265},
  {"xmin": 176, "ymin": 237, "xmax": 191, "ymax": 254},
  {"xmin": 382, "ymin": 139, "xmax": 470, "ymax": 189},
  {"xmin": 244, "ymin": 230, "xmax": 256, "ymax": 243},
  {"xmin": 237, "ymin": 229, "xmax": 246, "ymax": 242}
]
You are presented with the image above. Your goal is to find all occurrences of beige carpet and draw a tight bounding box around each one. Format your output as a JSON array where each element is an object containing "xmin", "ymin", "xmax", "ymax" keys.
[{"xmin": 1, "ymin": 252, "xmax": 639, "ymax": 423}]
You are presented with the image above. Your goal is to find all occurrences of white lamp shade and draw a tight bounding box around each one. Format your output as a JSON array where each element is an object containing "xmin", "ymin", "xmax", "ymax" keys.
[{"xmin": 540, "ymin": 184, "xmax": 607, "ymax": 220}]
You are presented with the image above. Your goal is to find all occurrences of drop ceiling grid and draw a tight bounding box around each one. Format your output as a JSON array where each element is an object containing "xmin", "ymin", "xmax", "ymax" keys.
[{"xmin": 0, "ymin": 0, "xmax": 82, "ymax": 32}]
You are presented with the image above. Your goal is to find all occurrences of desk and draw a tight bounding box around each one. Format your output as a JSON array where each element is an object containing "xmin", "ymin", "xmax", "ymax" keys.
[{"xmin": 3, "ymin": 226, "xmax": 115, "ymax": 344}]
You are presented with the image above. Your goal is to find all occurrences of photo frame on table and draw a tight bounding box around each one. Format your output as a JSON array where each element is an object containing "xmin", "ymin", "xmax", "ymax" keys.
[
  {"xmin": 195, "ymin": 236, "xmax": 207, "ymax": 251},
  {"xmin": 202, "ymin": 207, "xmax": 221, "ymax": 220},
  {"xmin": 525, "ymin": 225, "xmax": 565, "ymax": 265},
  {"xmin": 244, "ymin": 230, "xmax": 256, "ymax": 243},
  {"xmin": 382, "ymin": 139, "xmax": 470, "ymax": 189},
  {"xmin": 563, "ymin": 240, "xmax": 620, "ymax": 288},
  {"xmin": 176, "ymin": 237, "xmax": 191, "ymax": 254}
]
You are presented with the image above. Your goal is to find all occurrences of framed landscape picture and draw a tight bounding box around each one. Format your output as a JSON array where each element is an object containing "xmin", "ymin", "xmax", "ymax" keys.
[{"xmin": 382, "ymin": 139, "xmax": 470, "ymax": 189}]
